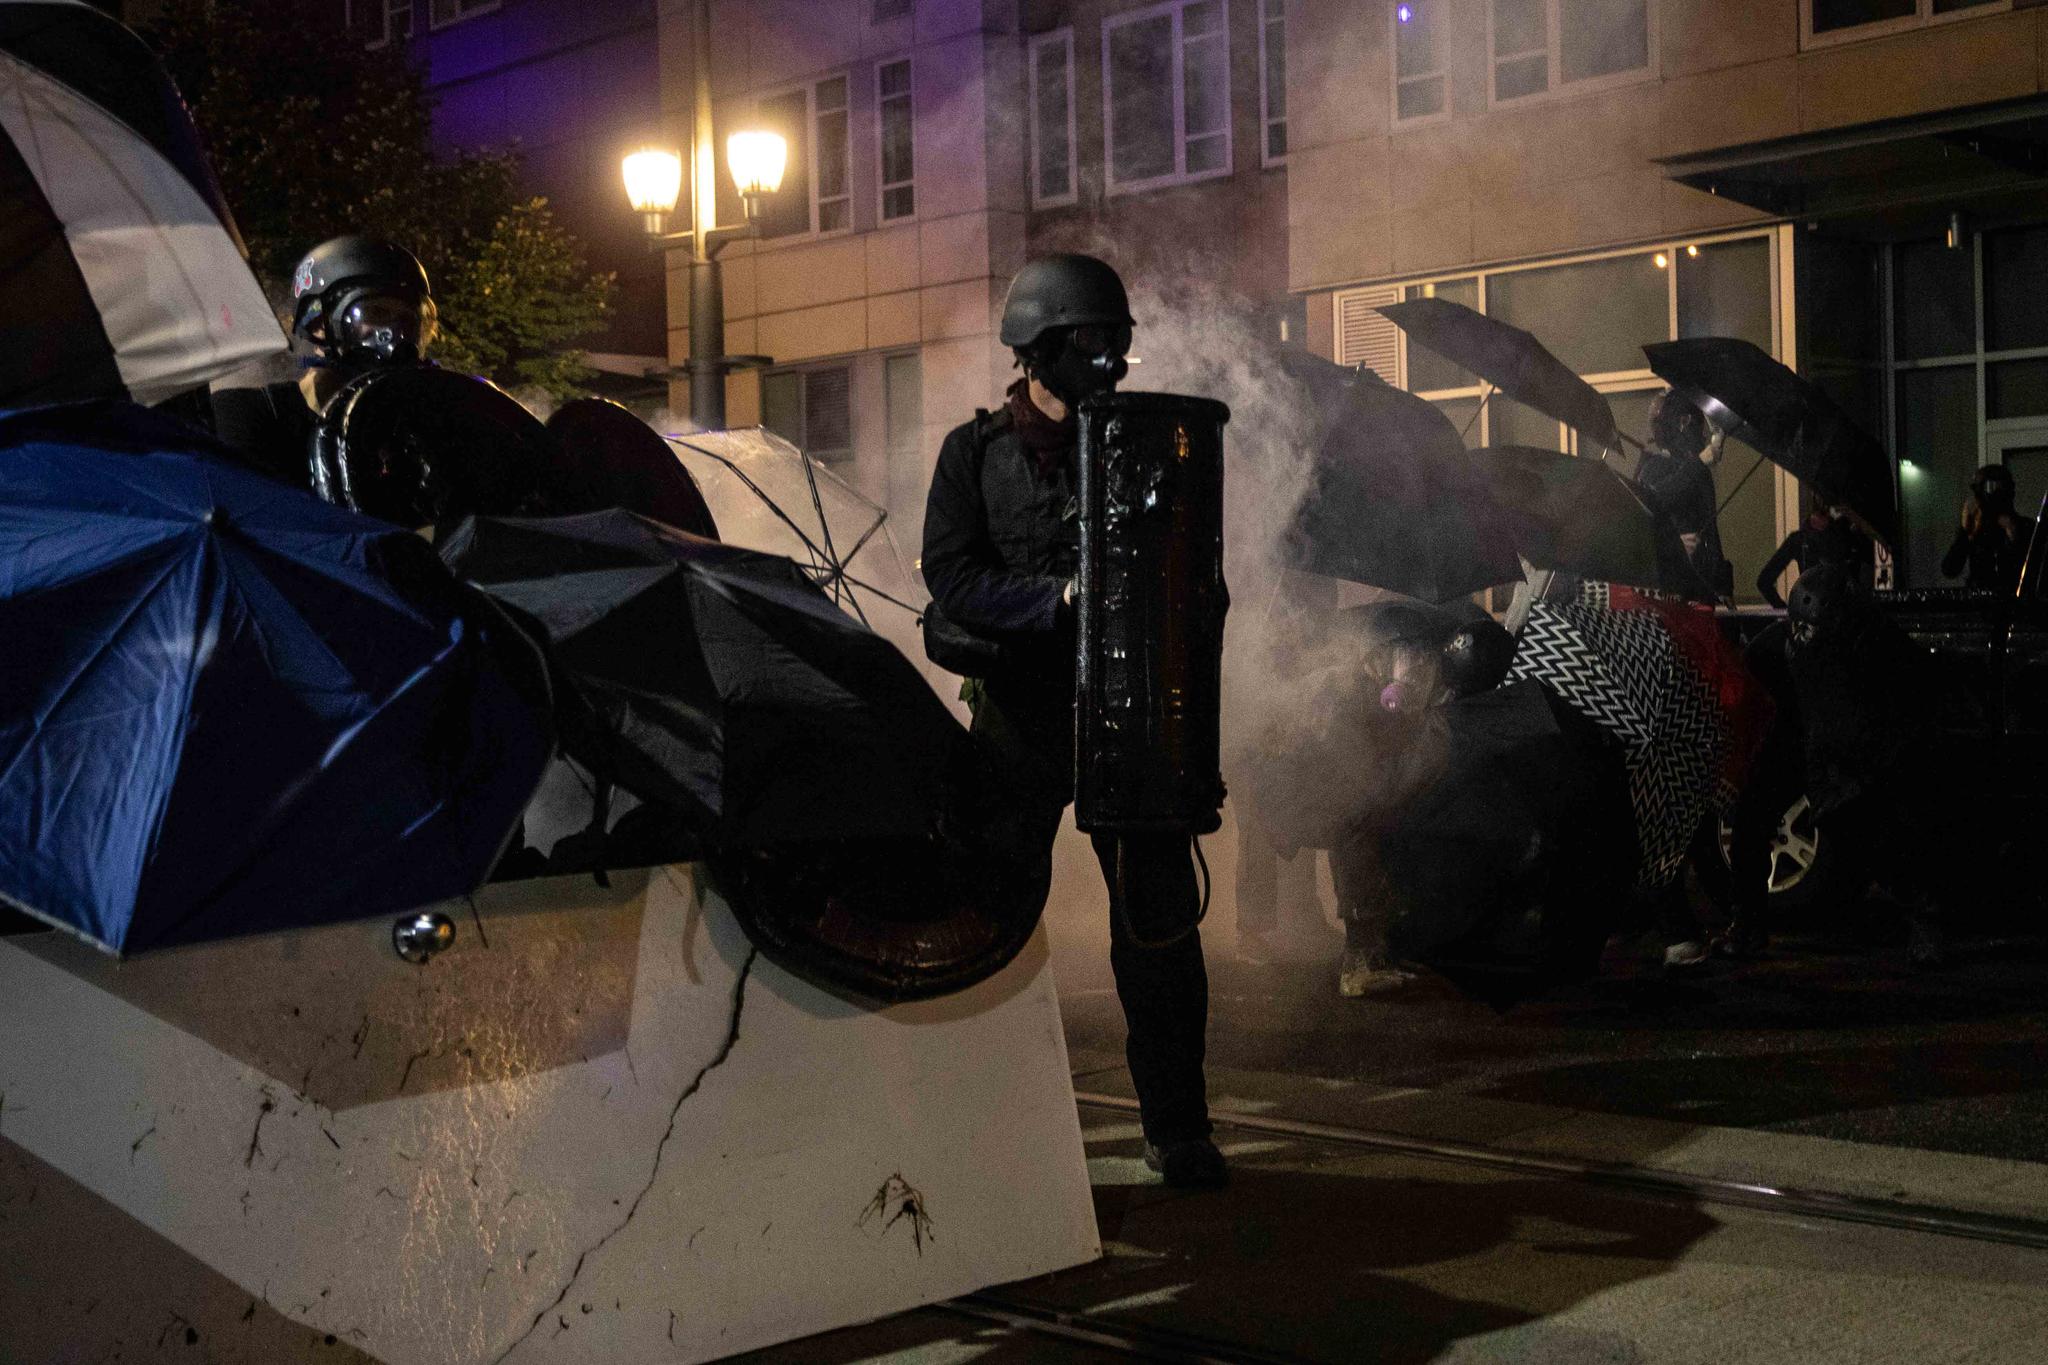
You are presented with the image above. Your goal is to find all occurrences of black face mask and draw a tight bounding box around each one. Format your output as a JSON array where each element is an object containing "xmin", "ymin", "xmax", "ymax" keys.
[{"xmin": 1031, "ymin": 325, "xmax": 1132, "ymax": 407}]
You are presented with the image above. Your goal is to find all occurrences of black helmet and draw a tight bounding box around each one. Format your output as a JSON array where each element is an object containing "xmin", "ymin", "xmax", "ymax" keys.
[
  {"xmin": 999, "ymin": 253, "xmax": 1134, "ymax": 349},
  {"xmin": 1972, "ymin": 462, "xmax": 2016, "ymax": 504},
  {"xmin": 290, "ymin": 236, "xmax": 437, "ymax": 363},
  {"xmin": 1440, "ymin": 618, "xmax": 1514, "ymax": 698},
  {"xmin": 1786, "ymin": 561, "xmax": 1858, "ymax": 647}
]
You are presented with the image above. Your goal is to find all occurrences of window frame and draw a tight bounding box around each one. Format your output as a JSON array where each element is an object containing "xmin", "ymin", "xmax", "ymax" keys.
[
  {"xmin": 764, "ymin": 361, "xmax": 857, "ymax": 464},
  {"xmin": 1390, "ymin": 0, "xmax": 1453, "ymax": 129},
  {"xmin": 876, "ymin": 56, "xmax": 916, "ymax": 224},
  {"xmin": 755, "ymin": 74, "xmax": 857, "ymax": 242},
  {"xmin": 1101, "ymin": 0, "xmax": 1235, "ymax": 198},
  {"xmin": 1258, "ymin": 0, "xmax": 1287, "ymax": 167},
  {"xmin": 354, "ymin": 0, "xmax": 412, "ymax": 48},
  {"xmin": 1798, "ymin": 0, "xmax": 2011, "ymax": 51},
  {"xmin": 1029, "ymin": 27, "xmax": 1079, "ymax": 208},
  {"xmin": 1484, "ymin": 0, "xmax": 1658, "ymax": 111},
  {"xmin": 427, "ymin": 0, "xmax": 498, "ymax": 33}
]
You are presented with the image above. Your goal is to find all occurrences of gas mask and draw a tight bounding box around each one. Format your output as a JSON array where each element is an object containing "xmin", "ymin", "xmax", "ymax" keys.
[
  {"xmin": 1973, "ymin": 468, "xmax": 2015, "ymax": 512},
  {"xmin": 1029, "ymin": 323, "xmax": 1133, "ymax": 407}
]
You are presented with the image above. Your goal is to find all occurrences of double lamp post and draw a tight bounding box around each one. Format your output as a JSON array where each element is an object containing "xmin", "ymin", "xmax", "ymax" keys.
[{"xmin": 620, "ymin": 0, "xmax": 788, "ymax": 430}]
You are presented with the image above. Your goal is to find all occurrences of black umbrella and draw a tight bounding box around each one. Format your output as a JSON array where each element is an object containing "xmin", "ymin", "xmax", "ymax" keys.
[
  {"xmin": 1477, "ymin": 444, "xmax": 1698, "ymax": 593},
  {"xmin": 0, "ymin": 2, "xmax": 284, "ymax": 405},
  {"xmin": 439, "ymin": 510, "xmax": 962, "ymax": 848},
  {"xmin": 1644, "ymin": 337, "xmax": 1898, "ymax": 543},
  {"xmin": 1380, "ymin": 298, "xmax": 1620, "ymax": 454},
  {"xmin": 541, "ymin": 397, "xmax": 720, "ymax": 539},
  {"xmin": 1287, "ymin": 370, "xmax": 1523, "ymax": 602}
]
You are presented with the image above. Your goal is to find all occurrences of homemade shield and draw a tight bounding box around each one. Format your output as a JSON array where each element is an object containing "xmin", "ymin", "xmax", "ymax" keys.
[
  {"xmin": 309, "ymin": 366, "xmax": 556, "ymax": 528},
  {"xmin": 1287, "ymin": 370, "xmax": 1523, "ymax": 601},
  {"xmin": 1380, "ymin": 297, "xmax": 1620, "ymax": 454},
  {"xmin": 0, "ymin": 402, "xmax": 552, "ymax": 954},
  {"xmin": 542, "ymin": 398, "xmax": 718, "ymax": 539},
  {"xmin": 0, "ymin": 1, "xmax": 284, "ymax": 406},
  {"xmin": 1644, "ymin": 337, "xmax": 1900, "ymax": 543}
]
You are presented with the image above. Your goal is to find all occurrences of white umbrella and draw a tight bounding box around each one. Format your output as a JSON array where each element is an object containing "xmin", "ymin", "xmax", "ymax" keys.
[{"xmin": 0, "ymin": 0, "xmax": 284, "ymax": 406}]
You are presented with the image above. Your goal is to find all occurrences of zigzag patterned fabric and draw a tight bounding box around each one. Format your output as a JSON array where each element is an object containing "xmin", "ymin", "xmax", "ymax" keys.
[{"xmin": 1511, "ymin": 600, "xmax": 1733, "ymax": 889}]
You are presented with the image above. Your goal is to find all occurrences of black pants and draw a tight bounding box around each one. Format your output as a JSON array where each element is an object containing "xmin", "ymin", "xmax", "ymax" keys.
[{"xmin": 972, "ymin": 682, "xmax": 1211, "ymax": 1145}]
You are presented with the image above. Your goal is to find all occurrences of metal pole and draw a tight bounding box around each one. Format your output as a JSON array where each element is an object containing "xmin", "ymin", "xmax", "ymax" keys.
[{"xmin": 687, "ymin": 0, "xmax": 725, "ymax": 430}]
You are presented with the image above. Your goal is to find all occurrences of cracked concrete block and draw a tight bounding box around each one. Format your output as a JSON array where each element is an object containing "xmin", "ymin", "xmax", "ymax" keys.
[{"xmin": 0, "ymin": 869, "xmax": 1098, "ymax": 1363}]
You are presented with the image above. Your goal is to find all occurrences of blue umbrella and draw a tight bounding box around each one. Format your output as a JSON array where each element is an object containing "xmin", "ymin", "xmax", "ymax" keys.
[{"xmin": 0, "ymin": 402, "xmax": 552, "ymax": 953}]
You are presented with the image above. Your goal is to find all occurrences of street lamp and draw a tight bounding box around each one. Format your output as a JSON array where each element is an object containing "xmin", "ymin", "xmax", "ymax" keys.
[{"xmin": 624, "ymin": 0, "xmax": 789, "ymax": 430}]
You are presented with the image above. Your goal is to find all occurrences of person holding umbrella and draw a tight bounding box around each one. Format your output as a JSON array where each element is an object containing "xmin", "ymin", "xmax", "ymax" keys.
[
  {"xmin": 921, "ymin": 253, "xmax": 1224, "ymax": 1190},
  {"xmin": 1942, "ymin": 463, "xmax": 2033, "ymax": 593},
  {"xmin": 1635, "ymin": 390, "xmax": 1732, "ymax": 601}
]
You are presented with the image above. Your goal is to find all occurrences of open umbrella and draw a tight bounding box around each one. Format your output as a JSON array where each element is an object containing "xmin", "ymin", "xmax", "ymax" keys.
[
  {"xmin": 0, "ymin": 1, "xmax": 284, "ymax": 406},
  {"xmin": 1380, "ymin": 297, "xmax": 1620, "ymax": 454},
  {"xmin": 439, "ymin": 509, "xmax": 963, "ymax": 848},
  {"xmin": 542, "ymin": 398, "xmax": 719, "ymax": 539},
  {"xmin": 1644, "ymin": 337, "xmax": 1899, "ymax": 543},
  {"xmin": 1477, "ymin": 444, "xmax": 1698, "ymax": 593},
  {"xmin": 1286, "ymin": 370, "xmax": 1523, "ymax": 601},
  {"xmin": 0, "ymin": 402, "xmax": 552, "ymax": 954}
]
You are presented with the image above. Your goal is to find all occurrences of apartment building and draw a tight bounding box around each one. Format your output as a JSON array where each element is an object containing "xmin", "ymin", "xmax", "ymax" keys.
[
  {"xmin": 660, "ymin": 0, "xmax": 1293, "ymax": 546},
  {"xmin": 1289, "ymin": 0, "xmax": 2048, "ymax": 595}
]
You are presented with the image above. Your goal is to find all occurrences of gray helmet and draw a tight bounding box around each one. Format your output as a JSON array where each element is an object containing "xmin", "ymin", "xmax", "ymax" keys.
[{"xmin": 999, "ymin": 253, "xmax": 1134, "ymax": 349}]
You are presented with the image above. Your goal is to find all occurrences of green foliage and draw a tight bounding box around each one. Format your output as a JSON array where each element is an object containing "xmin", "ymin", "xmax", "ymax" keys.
[{"xmin": 143, "ymin": 0, "xmax": 614, "ymax": 395}]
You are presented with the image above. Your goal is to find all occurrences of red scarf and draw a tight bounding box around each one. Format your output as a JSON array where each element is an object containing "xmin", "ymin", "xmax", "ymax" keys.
[{"xmin": 1006, "ymin": 379, "xmax": 1075, "ymax": 478}]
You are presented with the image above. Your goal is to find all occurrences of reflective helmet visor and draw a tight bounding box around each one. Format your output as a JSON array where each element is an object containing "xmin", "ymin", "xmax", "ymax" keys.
[{"xmin": 330, "ymin": 292, "xmax": 438, "ymax": 364}]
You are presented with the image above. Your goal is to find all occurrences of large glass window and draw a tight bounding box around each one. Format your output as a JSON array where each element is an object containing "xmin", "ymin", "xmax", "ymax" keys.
[
  {"xmin": 764, "ymin": 364, "xmax": 854, "ymax": 462},
  {"xmin": 1803, "ymin": 0, "xmax": 2005, "ymax": 47},
  {"xmin": 1893, "ymin": 239, "xmax": 1973, "ymax": 360},
  {"xmin": 756, "ymin": 88, "xmax": 813, "ymax": 239},
  {"xmin": 878, "ymin": 59, "xmax": 915, "ymax": 222},
  {"xmin": 1030, "ymin": 29, "xmax": 1076, "ymax": 206},
  {"xmin": 1895, "ymin": 366, "xmax": 1978, "ymax": 588},
  {"xmin": 885, "ymin": 352, "xmax": 923, "ymax": 457},
  {"xmin": 755, "ymin": 78, "xmax": 851, "ymax": 238},
  {"xmin": 1984, "ymin": 226, "xmax": 2048, "ymax": 353},
  {"xmin": 1491, "ymin": 0, "xmax": 1652, "ymax": 105},
  {"xmin": 1104, "ymin": 0, "xmax": 1233, "ymax": 193},
  {"xmin": 815, "ymin": 77, "xmax": 851, "ymax": 233},
  {"xmin": 1259, "ymin": 0, "xmax": 1287, "ymax": 163},
  {"xmin": 1486, "ymin": 251, "xmax": 1668, "ymax": 377},
  {"xmin": 1394, "ymin": 0, "xmax": 1450, "ymax": 122},
  {"xmin": 1677, "ymin": 237, "xmax": 1772, "ymax": 350}
]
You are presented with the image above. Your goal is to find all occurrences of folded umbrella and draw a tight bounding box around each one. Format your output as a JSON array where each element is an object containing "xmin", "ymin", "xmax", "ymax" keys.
[
  {"xmin": 439, "ymin": 509, "xmax": 962, "ymax": 847},
  {"xmin": 1286, "ymin": 369, "xmax": 1523, "ymax": 602},
  {"xmin": 1643, "ymin": 337, "xmax": 1898, "ymax": 543},
  {"xmin": 1477, "ymin": 444, "xmax": 1697, "ymax": 593},
  {"xmin": 1380, "ymin": 297, "xmax": 1619, "ymax": 454},
  {"xmin": 0, "ymin": 402, "xmax": 552, "ymax": 954},
  {"xmin": 0, "ymin": 1, "xmax": 284, "ymax": 406}
]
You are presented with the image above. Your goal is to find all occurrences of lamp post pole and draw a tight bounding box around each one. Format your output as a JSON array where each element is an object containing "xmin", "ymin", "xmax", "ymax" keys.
[{"xmin": 686, "ymin": 0, "xmax": 726, "ymax": 431}]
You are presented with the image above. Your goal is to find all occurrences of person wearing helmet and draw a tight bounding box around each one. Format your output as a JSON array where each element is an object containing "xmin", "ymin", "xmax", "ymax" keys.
[
  {"xmin": 207, "ymin": 235, "xmax": 438, "ymax": 480},
  {"xmin": 1941, "ymin": 462, "xmax": 2033, "ymax": 591},
  {"xmin": 921, "ymin": 254, "xmax": 1223, "ymax": 1189},
  {"xmin": 1635, "ymin": 390, "xmax": 1732, "ymax": 601}
]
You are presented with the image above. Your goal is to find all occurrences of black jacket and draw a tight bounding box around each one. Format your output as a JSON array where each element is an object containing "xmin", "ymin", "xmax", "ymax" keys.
[
  {"xmin": 1942, "ymin": 517, "xmax": 2034, "ymax": 592},
  {"xmin": 921, "ymin": 407, "xmax": 1078, "ymax": 695}
]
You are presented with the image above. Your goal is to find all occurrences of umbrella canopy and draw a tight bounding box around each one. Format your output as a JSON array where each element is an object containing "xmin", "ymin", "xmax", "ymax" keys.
[
  {"xmin": 439, "ymin": 510, "xmax": 964, "ymax": 848},
  {"xmin": 0, "ymin": 1, "xmax": 284, "ymax": 406},
  {"xmin": 1287, "ymin": 369, "xmax": 1523, "ymax": 601},
  {"xmin": 542, "ymin": 398, "xmax": 719, "ymax": 539},
  {"xmin": 1477, "ymin": 444, "xmax": 1697, "ymax": 593},
  {"xmin": 1380, "ymin": 297, "xmax": 1619, "ymax": 454},
  {"xmin": 0, "ymin": 402, "xmax": 552, "ymax": 954},
  {"xmin": 1643, "ymin": 337, "xmax": 1898, "ymax": 543}
]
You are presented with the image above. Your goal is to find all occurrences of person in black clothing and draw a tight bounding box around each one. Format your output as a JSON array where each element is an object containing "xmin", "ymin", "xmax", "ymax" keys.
[
  {"xmin": 921, "ymin": 253, "xmax": 1224, "ymax": 1190},
  {"xmin": 1941, "ymin": 463, "xmax": 2034, "ymax": 592},
  {"xmin": 1636, "ymin": 390, "xmax": 1732, "ymax": 601},
  {"xmin": 207, "ymin": 236, "xmax": 439, "ymax": 482},
  {"xmin": 1756, "ymin": 502, "xmax": 1876, "ymax": 608}
]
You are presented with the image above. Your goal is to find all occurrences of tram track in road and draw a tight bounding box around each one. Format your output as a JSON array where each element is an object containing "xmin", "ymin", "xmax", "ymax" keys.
[{"xmin": 940, "ymin": 1294, "xmax": 1318, "ymax": 1365}]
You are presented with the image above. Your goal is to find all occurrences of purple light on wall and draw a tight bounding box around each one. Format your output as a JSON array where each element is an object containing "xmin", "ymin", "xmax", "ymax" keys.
[{"xmin": 1397, "ymin": 3, "xmax": 1413, "ymax": 20}]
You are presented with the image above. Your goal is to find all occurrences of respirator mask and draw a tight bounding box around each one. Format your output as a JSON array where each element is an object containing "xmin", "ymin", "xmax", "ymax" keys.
[{"xmin": 1030, "ymin": 323, "xmax": 1133, "ymax": 407}]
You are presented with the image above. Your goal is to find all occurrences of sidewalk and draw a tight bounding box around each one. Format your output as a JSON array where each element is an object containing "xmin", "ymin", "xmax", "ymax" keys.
[{"xmin": 739, "ymin": 1059, "xmax": 2048, "ymax": 1364}]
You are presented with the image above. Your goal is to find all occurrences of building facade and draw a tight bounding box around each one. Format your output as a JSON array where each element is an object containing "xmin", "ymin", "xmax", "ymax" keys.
[
  {"xmin": 658, "ymin": 0, "xmax": 1293, "ymax": 549},
  {"xmin": 1288, "ymin": 0, "xmax": 2048, "ymax": 595}
]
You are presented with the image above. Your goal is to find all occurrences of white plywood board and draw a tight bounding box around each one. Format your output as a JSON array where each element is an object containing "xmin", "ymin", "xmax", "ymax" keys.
[{"xmin": 0, "ymin": 867, "xmax": 1098, "ymax": 1363}]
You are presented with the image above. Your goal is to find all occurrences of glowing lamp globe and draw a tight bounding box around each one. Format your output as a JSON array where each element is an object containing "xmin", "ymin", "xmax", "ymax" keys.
[
  {"xmin": 623, "ymin": 148, "xmax": 684, "ymax": 231},
  {"xmin": 727, "ymin": 130, "xmax": 789, "ymax": 202}
]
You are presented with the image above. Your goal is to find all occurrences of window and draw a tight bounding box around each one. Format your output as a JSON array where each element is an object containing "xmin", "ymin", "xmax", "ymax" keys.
[
  {"xmin": 878, "ymin": 59, "xmax": 915, "ymax": 222},
  {"xmin": 1802, "ymin": 0, "xmax": 2006, "ymax": 47},
  {"xmin": 428, "ymin": 0, "xmax": 497, "ymax": 30},
  {"xmin": 1029, "ymin": 29, "xmax": 1077, "ymax": 206},
  {"xmin": 755, "ymin": 77, "xmax": 852, "ymax": 239},
  {"xmin": 1102, "ymin": 0, "xmax": 1232, "ymax": 194},
  {"xmin": 873, "ymin": 0, "xmax": 913, "ymax": 19},
  {"xmin": 885, "ymin": 352, "xmax": 923, "ymax": 457},
  {"xmin": 763, "ymin": 365, "xmax": 855, "ymax": 462},
  {"xmin": 1489, "ymin": 0, "xmax": 1652, "ymax": 105},
  {"xmin": 354, "ymin": 0, "xmax": 412, "ymax": 46},
  {"xmin": 1393, "ymin": 0, "xmax": 1449, "ymax": 124},
  {"xmin": 1259, "ymin": 0, "xmax": 1287, "ymax": 164}
]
